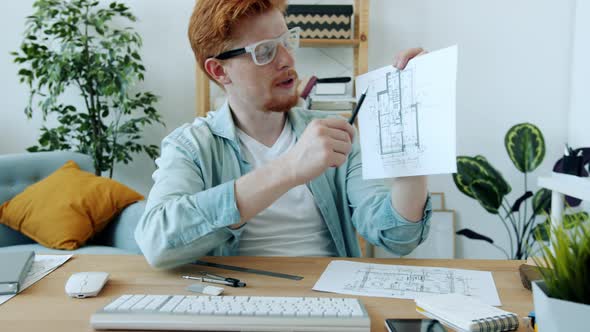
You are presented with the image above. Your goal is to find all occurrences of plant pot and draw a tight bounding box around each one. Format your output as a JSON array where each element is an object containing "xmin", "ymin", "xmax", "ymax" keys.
[{"xmin": 532, "ymin": 280, "xmax": 589, "ymax": 331}]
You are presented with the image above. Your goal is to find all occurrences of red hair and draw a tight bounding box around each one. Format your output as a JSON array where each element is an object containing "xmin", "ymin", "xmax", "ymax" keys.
[{"xmin": 188, "ymin": 0, "xmax": 288, "ymax": 82}]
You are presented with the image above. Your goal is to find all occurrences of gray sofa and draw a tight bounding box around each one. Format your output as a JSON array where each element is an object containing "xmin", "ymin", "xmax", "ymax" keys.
[{"xmin": 0, "ymin": 151, "xmax": 146, "ymax": 254}]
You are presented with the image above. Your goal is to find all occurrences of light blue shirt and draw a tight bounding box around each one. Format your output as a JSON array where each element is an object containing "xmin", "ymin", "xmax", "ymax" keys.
[{"xmin": 135, "ymin": 103, "xmax": 432, "ymax": 269}]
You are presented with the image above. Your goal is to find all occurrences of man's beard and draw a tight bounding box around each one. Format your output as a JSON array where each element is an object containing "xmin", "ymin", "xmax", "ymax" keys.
[
  {"xmin": 263, "ymin": 69, "xmax": 299, "ymax": 113},
  {"xmin": 263, "ymin": 93, "xmax": 299, "ymax": 113}
]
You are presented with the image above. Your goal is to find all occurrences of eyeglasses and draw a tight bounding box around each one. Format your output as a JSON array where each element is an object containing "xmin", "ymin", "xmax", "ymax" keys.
[{"xmin": 212, "ymin": 27, "xmax": 300, "ymax": 66}]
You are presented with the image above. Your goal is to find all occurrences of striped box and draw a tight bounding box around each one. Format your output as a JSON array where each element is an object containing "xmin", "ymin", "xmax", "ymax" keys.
[{"xmin": 285, "ymin": 5, "xmax": 354, "ymax": 40}]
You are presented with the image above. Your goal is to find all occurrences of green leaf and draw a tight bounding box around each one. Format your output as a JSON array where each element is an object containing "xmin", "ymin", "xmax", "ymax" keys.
[
  {"xmin": 505, "ymin": 123, "xmax": 545, "ymax": 173},
  {"xmin": 564, "ymin": 212, "xmax": 589, "ymax": 229},
  {"xmin": 470, "ymin": 179, "xmax": 502, "ymax": 214},
  {"xmin": 510, "ymin": 191, "xmax": 533, "ymax": 213},
  {"xmin": 39, "ymin": 132, "xmax": 50, "ymax": 146},
  {"xmin": 453, "ymin": 156, "xmax": 509, "ymax": 201},
  {"xmin": 18, "ymin": 68, "xmax": 33, "ymax": 77},
  {"xmin": 533, "ymin": 219, "xmax": 550, "ymax": 242},
  {"xmin": 474, "ymin": 155, "xmax": 511, "ymax": 196},
  {"xmin": 533, "ymin": 222, "xmax": 590, "ymax": 304},
  {"xmin": 456, "ymin": 228, "xmax": 494, "ymax": 244},
  {"xmin": 453, "ymin": 156, "xmax": 486, "ymax": 199},
  {"xmin": 533, "ymin": 188, "xmax": 552, "ymax": 215}
]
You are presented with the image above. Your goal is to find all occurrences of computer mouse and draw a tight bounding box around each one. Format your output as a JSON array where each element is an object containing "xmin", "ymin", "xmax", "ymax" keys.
[{"xmin": 65, "ymin": 272, "xmax": 109, "ymax": 299}]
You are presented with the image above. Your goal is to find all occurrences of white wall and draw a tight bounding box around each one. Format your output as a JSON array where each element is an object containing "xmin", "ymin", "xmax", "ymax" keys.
[
  {"xmin": 0, "ymin": 0, "xmax": 578, "ymax": 258},
  {"xmin": 569, "ymin": 0, "xmax": 590, "ymax": 148}
]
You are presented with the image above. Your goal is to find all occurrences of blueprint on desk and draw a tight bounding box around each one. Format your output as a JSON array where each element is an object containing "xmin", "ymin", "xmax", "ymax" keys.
[
  {"xmin": 355, "ymin": 45, "xmax": 458, "ymax": 179},
  {"xmin": 313, "ymin": 260, "xmax": 501, "ymax": 306}
]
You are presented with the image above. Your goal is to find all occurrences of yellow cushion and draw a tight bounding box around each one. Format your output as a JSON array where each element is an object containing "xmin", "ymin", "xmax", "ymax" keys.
[{"xmin": 0, "ymin": 160, "xmax": 144, "ymax": 250}]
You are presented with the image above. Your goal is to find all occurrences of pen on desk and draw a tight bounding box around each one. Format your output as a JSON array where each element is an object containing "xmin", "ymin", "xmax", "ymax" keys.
[
  {"xmin": 349, "ymin": 87, "xmax": 369, "ymax": 125},
  {"xmin": 182, "ymin": 275, "xmax": 246, "ymax": 288},
  {"xmin": 202, "ymin": 272, "xmax": 247, "ymax": 287},
  {"xmin": 183, "ymin": 275, "xmax": 232, "ymax": 286}
]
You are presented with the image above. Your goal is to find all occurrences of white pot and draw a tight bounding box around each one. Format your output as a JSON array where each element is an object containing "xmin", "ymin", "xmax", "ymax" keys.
[{"xmin": 532, "ymin": 280, "xmax": 589, "ymax": 331}]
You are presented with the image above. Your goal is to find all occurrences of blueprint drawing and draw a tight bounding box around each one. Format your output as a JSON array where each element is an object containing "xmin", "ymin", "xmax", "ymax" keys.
[
  {"xmin": 313, "ymin": 260, "xmax": 501, "ymax": 306},
  {"xmin": 355, "ymin": 45, "xmax": 458, "ymax": 179}
]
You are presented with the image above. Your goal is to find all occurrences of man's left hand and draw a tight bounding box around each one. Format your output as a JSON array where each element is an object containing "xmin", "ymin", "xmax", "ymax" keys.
[{"xmin": 393, "ymin": 47, "xmax": 427, "ymax": 70}]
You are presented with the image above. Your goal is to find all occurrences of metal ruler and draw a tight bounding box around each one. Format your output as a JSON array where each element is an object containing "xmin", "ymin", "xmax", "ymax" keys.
[{"xmin": 193, "ymin": 260, "xmax": 304, "ymax": 281}]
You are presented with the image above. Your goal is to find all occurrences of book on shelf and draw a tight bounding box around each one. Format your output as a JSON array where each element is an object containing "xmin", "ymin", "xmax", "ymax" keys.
[
  {"xmin": 308, "ymin": 95, "xmax": 356, "ymax": 111},
  {"xmin": 299, "ymin": 75, "xmax": 356, "ymax": 111}
]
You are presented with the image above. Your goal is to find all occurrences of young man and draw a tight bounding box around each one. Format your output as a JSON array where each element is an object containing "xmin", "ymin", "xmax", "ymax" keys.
[{"xmin": 135, "ymin": 0, "xmax": 432, "ymax": 269}]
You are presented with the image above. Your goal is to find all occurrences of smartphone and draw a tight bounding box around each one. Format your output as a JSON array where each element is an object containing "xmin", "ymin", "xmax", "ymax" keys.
[{"xmin": 385, "ymin": 318, "xmax": 447, "ymax": 332}]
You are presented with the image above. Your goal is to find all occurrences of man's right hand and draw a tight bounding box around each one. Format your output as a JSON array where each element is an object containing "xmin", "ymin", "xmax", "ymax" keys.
[{"xmin": 283, "ymin": 118, "xmax": 355, "ymax": 186}]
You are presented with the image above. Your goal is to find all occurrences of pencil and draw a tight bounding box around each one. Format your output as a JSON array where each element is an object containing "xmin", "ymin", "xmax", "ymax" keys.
[{"xmin": 349, "ymin": 87, "xmax": 369, "ymax": 125}]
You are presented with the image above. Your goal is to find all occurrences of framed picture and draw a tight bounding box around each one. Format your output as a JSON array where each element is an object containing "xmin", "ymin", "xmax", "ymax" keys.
[
  {"xmin": 374, "ymin": 210, "xmax": 455, "ymax": 259},
  {"xmin": 430, "ymin": 192, "xmax": 445, "ymax": 210}
]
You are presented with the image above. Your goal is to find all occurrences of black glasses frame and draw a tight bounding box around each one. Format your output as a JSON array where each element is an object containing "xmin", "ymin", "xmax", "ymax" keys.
[
  {"xmin": 215, "ymin": 48, "xmax": 247, "ymax": 60},
  {"xmin": 209, "ymin": 27, "xmax": 300, "ymax": 64}
]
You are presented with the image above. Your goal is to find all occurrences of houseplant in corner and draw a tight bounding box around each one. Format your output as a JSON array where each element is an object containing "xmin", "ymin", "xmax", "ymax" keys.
[
  {"xmin": 452, "ymin": 122, "xmax": 588, "ymax": 259},
  {"xmin": 12, "ymin": 0, "xmax": 163, "ymax": 177},
  {"xmin": 531, "ymin": 217, "xmax": 590, "ymax": 331}
]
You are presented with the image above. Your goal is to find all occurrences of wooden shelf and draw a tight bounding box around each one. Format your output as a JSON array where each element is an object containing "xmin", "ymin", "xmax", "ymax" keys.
[
  {"xmin": 300, "ymin": 38, "xmax": 360, "ymax": 48},
  {"xmin": 538, "ymin": 172, "xmax": 590, "ymax": 201}
]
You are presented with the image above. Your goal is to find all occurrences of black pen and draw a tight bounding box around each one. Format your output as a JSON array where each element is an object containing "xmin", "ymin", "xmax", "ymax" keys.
[
  {"xmin": 182, "ymin": 274, "xmax": 246, "ymax": 287},
  {"xmin": 349, "ymin": 87, "xmax": 369, "ymax": 125}
]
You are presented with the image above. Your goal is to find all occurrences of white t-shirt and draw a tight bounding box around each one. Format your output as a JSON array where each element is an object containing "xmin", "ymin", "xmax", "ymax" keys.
[{"xmin": 236, "ymin": 119, "xmax": 336, "ymax": 257}]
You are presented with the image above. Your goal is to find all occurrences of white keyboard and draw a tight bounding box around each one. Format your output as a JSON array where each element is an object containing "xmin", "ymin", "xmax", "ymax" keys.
[{"xmin": 91, "ymin": 294, "xmax": 370, "ymax": 331}]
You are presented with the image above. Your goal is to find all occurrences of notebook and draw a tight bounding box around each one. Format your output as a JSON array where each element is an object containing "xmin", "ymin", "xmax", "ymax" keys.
[
  {"xmin": 0, "ymin": 250, "xmax": 35, "ymax": 295},
  {"xmin": 415, "ymin": 293, "xmax": 519, "ymax": 332}
]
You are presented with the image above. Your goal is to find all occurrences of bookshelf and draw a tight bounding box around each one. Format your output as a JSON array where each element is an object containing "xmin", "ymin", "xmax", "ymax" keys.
[
  {"xmin": 537, "ymin": 172, "xmax": 590, "ymax": 226},
  {"xmin": 194, "ymin": 0, "xmax": 370, "ymax": 117}
]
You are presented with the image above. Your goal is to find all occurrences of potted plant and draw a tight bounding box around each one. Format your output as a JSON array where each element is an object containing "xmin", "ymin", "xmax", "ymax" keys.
[
  {"xmin": 452, "ymin": 123, "xmax": 588, "ymax": 259},
  {"xmin": 531, "ymin": 216, "xmax": 590, "ymax": 331},
  {"xmin": 11, "ymin": 0, "xmax": 163, "ymax": 177}
]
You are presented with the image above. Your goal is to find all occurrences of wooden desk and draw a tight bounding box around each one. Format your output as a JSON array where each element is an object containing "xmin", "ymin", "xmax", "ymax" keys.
[{"xmin": 0, "ymin": 255, "xmax": 533, "ymax": 332}]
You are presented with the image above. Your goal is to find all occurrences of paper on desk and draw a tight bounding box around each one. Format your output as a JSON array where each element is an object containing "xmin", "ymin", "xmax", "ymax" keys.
[
  {"xmin": 0, "ymin": 254, "xmax": 72, "ymax": 305},
  {"xmin": 312, "ymin": 260, "xmax": 501, "ymax": 306},
  {"xmin": 355, "ymin": 45, "xmax": 457, "ymax": 179}
]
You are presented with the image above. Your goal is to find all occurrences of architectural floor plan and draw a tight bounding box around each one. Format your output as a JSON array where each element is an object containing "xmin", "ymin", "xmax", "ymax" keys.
[
  {"xmin": 377, "ymin": 69, "xmax": 420, "ymax": 156},
  {"xmin": 313, "ymin": 260, "xmax": 501, "ymax": 306},
  {"xmin": 344, "ymin": 264, "xmax": 474, "ymax": 297},
  {"xmin": 355, "ymin": 45, "xmax": 458, "ymax": 179}
]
